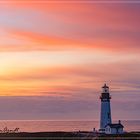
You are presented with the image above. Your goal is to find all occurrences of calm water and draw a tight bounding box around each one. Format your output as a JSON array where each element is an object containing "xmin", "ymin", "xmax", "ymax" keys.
[{"xmin": 0, "ymin": 120, "xmax": 139, "ymax": 132}]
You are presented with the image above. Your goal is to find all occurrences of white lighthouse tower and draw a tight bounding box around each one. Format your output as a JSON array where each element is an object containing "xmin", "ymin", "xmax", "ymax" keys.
[{"xmin": 100, "ymin": 84, "xmax": 112, "ymax": 131}]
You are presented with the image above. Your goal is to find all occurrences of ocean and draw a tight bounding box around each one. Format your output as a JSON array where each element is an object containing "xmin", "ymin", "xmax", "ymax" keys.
[{"xmin": 0, "ymin": 120, "xmax": 139, "ymax": 132}]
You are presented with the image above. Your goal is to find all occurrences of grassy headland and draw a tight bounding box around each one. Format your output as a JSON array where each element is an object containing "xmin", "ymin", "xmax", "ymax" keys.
[{"xmin": 0, "ymin": 131, "xmax": 139, "ymax": 140}]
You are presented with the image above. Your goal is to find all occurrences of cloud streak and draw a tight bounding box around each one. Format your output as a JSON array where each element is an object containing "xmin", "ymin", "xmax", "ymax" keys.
[{"xmin": 0, "ymin": 2, "xmax": 140, "ymax": 52}]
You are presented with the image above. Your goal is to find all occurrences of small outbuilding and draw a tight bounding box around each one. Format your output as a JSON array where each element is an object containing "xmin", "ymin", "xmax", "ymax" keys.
[{"xmin": 105, "ymin": 121, "xmax": 124, "ymax": 134}]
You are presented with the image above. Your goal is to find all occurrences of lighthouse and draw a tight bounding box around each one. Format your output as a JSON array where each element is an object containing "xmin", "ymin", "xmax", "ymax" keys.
[{"xmin": 100, "ymin": 84, "xmax": 112, "ymax": 130}]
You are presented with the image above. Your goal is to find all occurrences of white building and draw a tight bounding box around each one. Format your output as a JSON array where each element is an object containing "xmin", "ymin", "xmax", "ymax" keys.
[
  {"xmin": 105, "ymin": 121, "xmax": 124, "ymax": 134},
  {"xmin": 99, "ymin": 84, "xmax": 124, "ymax": 134}
]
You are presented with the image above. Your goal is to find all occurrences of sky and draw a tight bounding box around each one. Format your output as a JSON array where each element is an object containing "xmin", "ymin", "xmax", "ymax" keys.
[{"xmin": 0, "ymin": 0, "xmax": 140, "ymax": 120}]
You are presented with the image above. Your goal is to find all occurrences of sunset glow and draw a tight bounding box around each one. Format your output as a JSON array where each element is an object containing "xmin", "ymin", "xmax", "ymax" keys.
[{"xmin": 0, "ymin": 0, "xmax": 140, "ymax": 120}]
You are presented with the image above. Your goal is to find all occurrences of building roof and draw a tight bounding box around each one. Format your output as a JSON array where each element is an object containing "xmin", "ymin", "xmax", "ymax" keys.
[{"xmin": 105, "ymin": 123, "xmax": 124, "ymax": 128}]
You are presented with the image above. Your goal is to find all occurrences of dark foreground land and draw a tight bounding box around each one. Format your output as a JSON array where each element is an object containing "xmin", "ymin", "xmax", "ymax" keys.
[{"xmin": 0, "ymin": 131, "xmax": 140, "ymax": 140}]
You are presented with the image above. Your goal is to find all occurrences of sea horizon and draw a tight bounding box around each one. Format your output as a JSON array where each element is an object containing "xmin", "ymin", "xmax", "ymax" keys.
[{"xmin": 0, "ymin": 120, "xmax": 139, "ymax": 132}]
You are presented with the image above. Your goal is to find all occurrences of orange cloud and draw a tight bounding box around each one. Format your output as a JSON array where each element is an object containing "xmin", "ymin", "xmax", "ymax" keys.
[
  {"xmin": 0, "ymin": 27, "xmax": 139, "ymax": 53},
  {"xmin": 0, "ymin": 58, "xmax": 140, "ymax": 96}
]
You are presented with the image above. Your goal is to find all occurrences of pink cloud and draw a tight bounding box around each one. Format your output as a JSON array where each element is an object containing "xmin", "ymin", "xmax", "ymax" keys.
[{"xmin": 0, "ymin": 2, "xmax": 139, "ymax": 52}]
